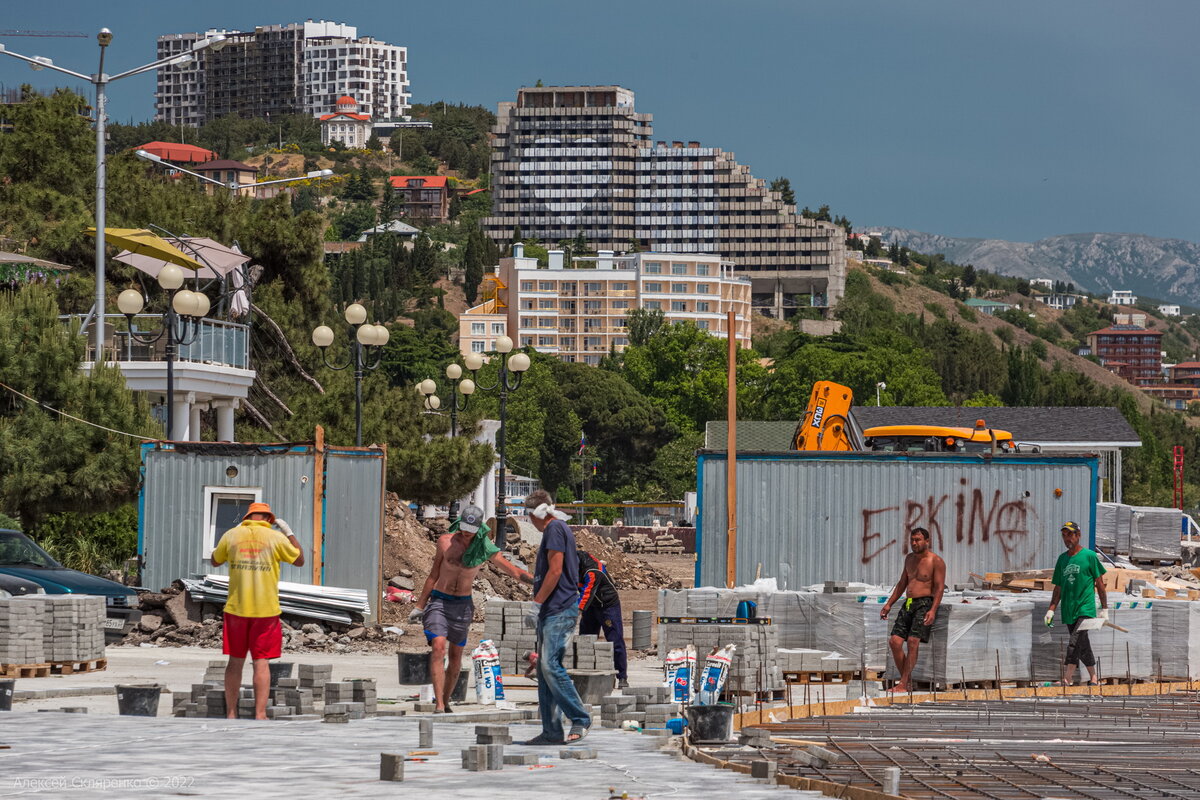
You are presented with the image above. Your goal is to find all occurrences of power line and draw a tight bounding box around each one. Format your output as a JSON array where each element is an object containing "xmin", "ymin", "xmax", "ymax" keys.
[{"xmin": 0, "ymin": 379, "xmax": 156, "ymax": 441}]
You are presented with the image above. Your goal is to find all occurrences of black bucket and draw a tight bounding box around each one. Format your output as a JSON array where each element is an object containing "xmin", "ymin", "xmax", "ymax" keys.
[
  {"xmin": 398, "ymin": 652, "xmax": 430, "ymax": 685},
  {"xmin": 0, "ymin": 680, "xmax": 13, "ymax": 711},
  {"xmin": 268, "ymin": 662, "xmax": 294, "ymax": 686},
  {"xmin": 116, "ymin": 684, "xmax": 163, "ymax": 717},
  {"xmin": 450, "ymin": 669, "xmax": 469, "ymax": 702},
  {"xmin": 685, "ymin": 703, "xmax": 735, "ymax": 743}
]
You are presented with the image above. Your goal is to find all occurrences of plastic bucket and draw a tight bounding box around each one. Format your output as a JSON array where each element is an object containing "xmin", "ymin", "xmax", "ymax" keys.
[
  {"xmin": 116, "ymin": 684, "xmax": 163, "ymax": 717},
  {"xmin": 268, "ymin": 662, "xmax": 293, "ymax": 685},
  {"xmin": 398, "ymin": 652, "xmax": 430, "ymax": 685},
  {"xmin": 450, "ymin": 669, "xmax": 470, "ymax": 702},
  {"xmin": 0, "ymin": 680, "xmax": 13, "ymax": 711},
  {"xmin": 685, "ymin": 703, "xmax": 735, "ymax": 743},
  {"xmin": 666, "ymin": 717, "xmax": 687, "ymax": 735}
]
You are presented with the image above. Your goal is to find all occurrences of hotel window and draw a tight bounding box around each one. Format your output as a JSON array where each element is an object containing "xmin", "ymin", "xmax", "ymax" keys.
[
  {"xmin": 644, "ymin": 282, "xmax": 662, "ymax": 293},
  {"xmin": 613, "ymin": 300, "xmax": 629, "ymax": 309},
  {"xmin": 491, "ymin": 323, "xmax": 504, "ymax": 335},
  {"xmin": 696, "ymin": 264, "xmax": 711, "ymax": 276},
  {"xmin": 539, "ymin": 281, "xmax": 555, "ymax": 291},
  {"xmin": 697, "ymin": 320, "xmax": 710, "ymax": 330},
  {"xmin": 643, "ymin": 262, "xmax": 661, "ymax": 274},
  {"xmin": 584, "ymin": 301, "xmax": 601, "ymax": 312},
  {"xmin": 520, "ymin": 316, "xmax": 535, "ymax": 328},
  {"xmin": 584, "ymin": 282, "xmax": 602, "ymax": 293},
  {"xmin": 671, "ymin": 283, "xmax": 688, "ymax": 293},
  {"xmin": 539, "ymin": 317, "xmax": 556, "ymax": 328},
  {"xmin": 520, "ymin": 336, "xmax": 534, "ymax": 346},
  {"xmin": 538, "ymin": 336, "xmax": 555, "ymax": 347},
  {"xmin": 471, "ymin": 341, "xmax": 485, "ymax": 353},
  {"xmin": 672, "ymin": 263, "xmax": 688, "ymax": 275},
  {"xmin": 671, "ymin": 301, "xmax": 687, "ymax": 312},
  {"xmin": 538, "ymin": 299, "xmax": 556, "ymax": 309},
  {"xmin": 520, "ymin": 281, "xmax": 534, "ymax": 291},
  {"xmin": 697, "ymin": 283, "xmax": 712, "ymax": 294},
  {"xmin": 645, "ymin": 301, "xmax": 662, "ymax": 310},
  {"xmin": 697, "ymin": 302, "xmax": 711, "ymax": 312},
  {"xmin": 471, "ymin": 322, "xmax": 485, "ymax": 335}
]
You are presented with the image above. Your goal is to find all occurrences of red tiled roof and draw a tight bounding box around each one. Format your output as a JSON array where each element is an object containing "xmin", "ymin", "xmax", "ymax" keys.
[
  {"xmin": 1172, "ymin": 362, "xmax": 1200, "ymax": 369},
  {"xmin": 336, "ymin": 95, "xmax": 357, "ymax": 105},
  {"xmin": 195, "ymin": 159, "xmax": 257, "ymax": 173},
  {"xmin": 464, "ymin": 187, "xmax": 489, "ymax": 195},
  {"xmin": 320, "ymin": 111, "xmax": 371, "ymax": 121},
  {"xmin": 1088, "ymin": 326, "xmax": 1164, "ymax": 336},
  {"xmin": 388, "ymin": 175, "xmax": 448, "ymax": 189},
  {"xmin": 136, "ymin": 141, "xmax": 216, "ymax": 163}
]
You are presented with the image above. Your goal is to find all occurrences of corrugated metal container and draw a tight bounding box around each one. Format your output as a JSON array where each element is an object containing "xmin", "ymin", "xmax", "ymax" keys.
[
  {"xmin": 138, "ymin": 441, "xmax": 386, "ymax": 621},
  {"xmin": 696, "ymin": 451, "xmax": 1098, "ymax": 589}
]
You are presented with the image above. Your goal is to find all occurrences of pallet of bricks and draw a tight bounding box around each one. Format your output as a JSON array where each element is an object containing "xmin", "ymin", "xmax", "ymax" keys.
[
  {"xmin": 484, "ymin": 600, "xmax": 613, "ymax": 675},
  {"xmin": 0, "ymin": 595, "xmax": 106, "ymax": 678}
]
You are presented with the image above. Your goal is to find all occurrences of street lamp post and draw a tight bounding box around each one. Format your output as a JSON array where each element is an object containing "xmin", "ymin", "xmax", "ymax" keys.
[
  {"xmin": 463, "ymin": 336, "xmax": 530, "ymax": 535},
  {"xmin": 417, "ymin": 364, "xmax": 477, "ymax": 518},
  {"xmin": 135, "ymin": 149, "xmax": 334, "ymax": 197},
  {"xmin": 0, "ymin": 28, "xmax": 227, "ymax": 361},
  {"xmin": 876, "ymin": 381, "xmax": 887, "ymax": 407},
  {"xmin": 311, "ymin": 303, "xmax": 390, "ymax": 447},
  {"xmin": 116, "ymin": 264, "xmax": 211, "ymax": 440}
]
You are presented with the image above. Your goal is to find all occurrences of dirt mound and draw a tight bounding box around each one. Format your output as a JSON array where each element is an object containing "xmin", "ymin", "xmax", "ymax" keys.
[{"xmin": 573, "ymin": 529, "xmax": 683, "ymax": 590}]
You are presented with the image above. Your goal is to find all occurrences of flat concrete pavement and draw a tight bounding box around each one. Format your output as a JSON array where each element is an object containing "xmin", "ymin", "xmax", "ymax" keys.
[{"xmin": 1, "ymin": 712, "xmax": 824, "ymax": 799}]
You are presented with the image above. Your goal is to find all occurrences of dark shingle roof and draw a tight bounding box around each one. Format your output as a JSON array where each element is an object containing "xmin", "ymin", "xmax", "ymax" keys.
[{"xmin": 705, "ymin": 407, "xmax": 1141, "ymax": 450}]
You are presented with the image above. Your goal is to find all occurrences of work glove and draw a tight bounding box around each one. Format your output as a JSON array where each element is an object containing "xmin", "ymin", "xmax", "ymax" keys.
[
  {"xmin": 408, "ymin": 607, "xmax": 424, "ymax": 623},
  {"xmin": 276, "ymin": 518, "xmax": 294, "ymax": 538},
  {"xmin": 1098, "ymin": 608, "xmax": 1109, "ymax": 622},
  {"xmin": 524, "ymin": 602, "xmax": 542, "ymax": 630},
  {"xmin": 1043, "ymin": 610, "xmax": 1054, "ymax": 628}
]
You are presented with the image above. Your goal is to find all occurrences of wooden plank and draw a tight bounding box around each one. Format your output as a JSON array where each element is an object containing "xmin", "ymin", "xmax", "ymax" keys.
[{"xmin": 1000, "ymin": 569, "xmax": 1053, "ymax": 582}]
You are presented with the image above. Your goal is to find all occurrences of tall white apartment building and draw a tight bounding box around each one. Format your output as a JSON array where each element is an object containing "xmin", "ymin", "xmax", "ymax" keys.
[
  {"xmin": 459, "ymin": 246, "xmax": 751, "ymax": 365},
  {"xmin": 154, "ymin": 20, "xmax": 408, "ymax": 126},
  {"xmin": 482, "ymin": 85, "xmax": 846, "ymax": 320}
]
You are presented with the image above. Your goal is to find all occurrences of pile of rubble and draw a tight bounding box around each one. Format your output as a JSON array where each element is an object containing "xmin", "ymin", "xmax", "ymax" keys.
[
  {"xmin": 572, "ymin": 529, "xmax": 683, "ymax": 590},
  {"xmin": 616, "ymin": 529, "xmax": 686, "ymax": 555}
]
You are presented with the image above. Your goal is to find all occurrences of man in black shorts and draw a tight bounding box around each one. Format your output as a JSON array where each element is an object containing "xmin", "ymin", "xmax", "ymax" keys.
[{"xmin": 881, "ymin": 527, "xmax": 946, "ymax": 693}]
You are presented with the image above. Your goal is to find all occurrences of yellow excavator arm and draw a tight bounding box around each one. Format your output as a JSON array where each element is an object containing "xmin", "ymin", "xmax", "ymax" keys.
[{"xmin": 791, "ymin": 381, "xmax": 863, "ymax": 451}]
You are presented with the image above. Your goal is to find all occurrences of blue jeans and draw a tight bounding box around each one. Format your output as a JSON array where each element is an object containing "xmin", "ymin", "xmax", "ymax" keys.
[{"xmin": 536, "ymin": 607, "xmax": 591, "ymax": 740}]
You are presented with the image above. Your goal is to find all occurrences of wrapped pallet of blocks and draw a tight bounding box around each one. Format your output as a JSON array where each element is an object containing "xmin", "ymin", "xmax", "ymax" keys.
[
  {"xmin": 1150, "ymin": 599, "xmax": 1200, "ymax": 679},
  {"xmin": 813, "ymin": 591, "xmax": 891, "ymax": 670},
  {"xmin": 17, "ymin": 595, "xmax": 106, "ymax": 663},
  {"xmin": 887, "ymin": 597, "xmax": 1032, "ymax": 685},
  {"xmin": 0, "ymin": 598, "xmax": 44, "ymax": 665},
  {"xmin": 658, "ymin": 621, "xmax": 781, "ymax": 691},
  {"xmin": 1030, "ymin": 595, "xmax": 1154, "ymax": 680},
  {"xmin": 762, "ymin": 591, "xmax": 819, "ymax": 649}
]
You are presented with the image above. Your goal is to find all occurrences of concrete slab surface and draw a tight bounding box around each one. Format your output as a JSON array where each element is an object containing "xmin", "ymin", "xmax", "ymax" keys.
[{"xmin": 1, "ymin": 712, "xmax": 825, "ymax": 799}]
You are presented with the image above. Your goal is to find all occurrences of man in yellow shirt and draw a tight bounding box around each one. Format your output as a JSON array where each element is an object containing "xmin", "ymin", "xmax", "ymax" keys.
[{"xmin": 211, "ymin": 502, "xmax": 304, "ymax": 720}]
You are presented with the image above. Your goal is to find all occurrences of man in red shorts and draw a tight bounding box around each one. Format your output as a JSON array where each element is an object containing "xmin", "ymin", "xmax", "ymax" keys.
[{"xmin": 211, "ymin": 501, "xmax": 304, "ymax": 720}]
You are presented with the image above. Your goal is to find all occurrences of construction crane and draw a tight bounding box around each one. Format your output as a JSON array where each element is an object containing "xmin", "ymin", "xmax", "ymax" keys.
[{"xmin": 0, "ymin": 30, "xmax": 88, "ymax": 38}]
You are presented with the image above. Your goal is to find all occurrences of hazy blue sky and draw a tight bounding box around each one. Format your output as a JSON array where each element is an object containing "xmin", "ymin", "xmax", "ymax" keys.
[{"xmin": 2, "ymin": 1, "xmax": 1195, "ymax": 243}]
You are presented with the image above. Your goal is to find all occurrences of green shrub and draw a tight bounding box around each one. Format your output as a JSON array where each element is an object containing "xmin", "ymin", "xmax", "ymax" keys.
[
  {"xmin": 957, "ymin": 303, "xmax": 977, "ymax": 323},
  {"xmin": 28, "ymin": 505, "xmax": 138, "ymax": 576},
  {"xmin": 924, "ymin": 302, "xmax": 947, "ymax": 319}
]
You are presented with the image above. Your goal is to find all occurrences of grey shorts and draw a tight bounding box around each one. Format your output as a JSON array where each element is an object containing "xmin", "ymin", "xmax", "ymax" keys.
[{"xmin": 423, "ymin": 592, "xmax": 473, "ymax": 647}]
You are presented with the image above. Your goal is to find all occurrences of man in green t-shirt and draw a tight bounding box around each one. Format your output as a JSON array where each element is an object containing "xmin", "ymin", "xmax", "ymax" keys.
[{"xmin": 1047, "ymin": 521, "xmax": 1108, "ymax": 686}]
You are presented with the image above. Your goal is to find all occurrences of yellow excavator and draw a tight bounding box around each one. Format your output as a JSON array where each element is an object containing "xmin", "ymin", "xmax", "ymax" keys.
[{"xmin": 791, "ymin": 381, "xmax": 1018, "ymax": 453}]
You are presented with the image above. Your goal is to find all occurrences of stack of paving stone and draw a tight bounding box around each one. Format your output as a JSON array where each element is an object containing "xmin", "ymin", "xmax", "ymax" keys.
[
  {"xmin": 271, "ymin": 678, "xmax": 317, "ymax": 715},
  {"xmin": 598, "ymin": 686, "xmax": 681, "ymax": 729},
  {"xmin": 812, "ymin": 590, "xmax": 892, "ymax": 669},
  {"xmin": 1030, "ymin": 593, "xmax": 1155, "ymax": 681},
  {"xmin": 570, "ymin": 636, "xmax": 614, "ymax": 671},
  {"xmin": 1151, "ymin": 599, "xmax": 1200, "ymax": 679},
  {"xmin": 201, "ymin": 660, "xmax": 226, "ymax": 685},
  {"xmin": 657, "ymin": 622, "xmax": 782, "ymax": 692},
  {"xmin": 174, "ymin": 684, "xmax": 226, "ymax": 717},
  {"xmin": 891, "ymin": 596, "xmax": 1033, "ymax": 685},
  {"xmin": 21, "ymin": 595, "xmax": 105, "ymax": 663},
  {"xmin": 0, "ymin": 598, "xmax": 44, "ymax": 665},
  {"xmin": 775, "ymin": 648, "xmax": 855, "ymax": 674},
  {"xmin": 347, "ymin": 678, "xmax": 377, "ymax": 714},
  {"xmin": 299, "ymin": 663, "xmax": 332, "ymax": 701},
  {"xmin": 323, "ymin": 680, "xmax": 354, "ymax": 705},
  {"xmin": 483, "ymin": 600, "xmax": 538, "ymax": 674},
  {"xmin": 762, "ymin": 591, "xmax": 820, "ymax": 649},
  {"xmin": 461, "ymin": 742, "xmax": 504, "ymax": 771}
]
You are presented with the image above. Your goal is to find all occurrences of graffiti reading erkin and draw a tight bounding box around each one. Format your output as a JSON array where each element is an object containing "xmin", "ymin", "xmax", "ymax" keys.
[{"xmin": 861, "ymin": 478, "xmax": 1038, "ymax": 567}]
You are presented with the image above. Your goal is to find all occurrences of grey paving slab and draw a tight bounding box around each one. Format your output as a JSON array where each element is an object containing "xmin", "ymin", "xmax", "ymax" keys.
[{"xmin": 0, "ymin": 712, "xmax": 825, "ymax": 799}]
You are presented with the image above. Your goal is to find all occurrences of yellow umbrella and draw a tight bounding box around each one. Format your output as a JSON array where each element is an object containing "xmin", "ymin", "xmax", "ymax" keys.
[{"xmin": 84, "ymin": 228, "xmax": 205, "ymax": 271}]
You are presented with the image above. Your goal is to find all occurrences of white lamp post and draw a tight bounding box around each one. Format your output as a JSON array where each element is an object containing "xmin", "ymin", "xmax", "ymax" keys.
[
  {"xmin": 135, "ymin": 149, "xmax": 334, "ymax": 198},
  {"xmin": 0, "ymin": 28, "xmax": 227, "ymax": 361},
  {"xmin": 418, "ymin": 362, "xmax": 478, "ymax": 517},
  {"xmin": 464, "ymin": 337, "xmax": 531, "ymax": 533}
]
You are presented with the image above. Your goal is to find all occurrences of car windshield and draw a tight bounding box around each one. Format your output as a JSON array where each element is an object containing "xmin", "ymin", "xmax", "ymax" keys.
[{"xmin": 0, "ymin": 531, "xmax": 60, "ymax": 569}]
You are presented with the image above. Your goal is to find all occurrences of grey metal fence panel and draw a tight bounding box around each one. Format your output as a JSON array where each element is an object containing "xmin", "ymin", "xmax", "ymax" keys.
[
  {"xmin": 321, "ymin": 448, "xmax": 385, "ymax": 622},
  {"xmin": 697, "ymin": 452, "xmax": 1098, "ymax": 589}
]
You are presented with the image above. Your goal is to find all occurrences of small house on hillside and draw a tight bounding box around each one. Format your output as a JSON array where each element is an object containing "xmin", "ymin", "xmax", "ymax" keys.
[
  {"xmin": 965, "ymin": 298, "xmax": 1014, "ymax": 316},
  {"xmin": 388, "ymin": 175, "xmax": 451, "ymax": 224}
]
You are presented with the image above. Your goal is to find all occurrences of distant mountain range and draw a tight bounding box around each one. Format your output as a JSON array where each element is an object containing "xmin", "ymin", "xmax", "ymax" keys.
[{"xmin": 872, "ymin": 228, "xmax": 1200, "ymax": 307}]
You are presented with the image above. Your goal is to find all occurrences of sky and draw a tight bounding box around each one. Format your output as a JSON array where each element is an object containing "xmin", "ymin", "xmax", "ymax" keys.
[{"xmin": 1, "ymin": 0, "xmax": 1196, "ymax": 244}]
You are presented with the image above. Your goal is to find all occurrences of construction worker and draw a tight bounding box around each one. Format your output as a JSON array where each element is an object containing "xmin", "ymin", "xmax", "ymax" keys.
[
  {"xmin": 577, "ymin": 548, "xmax": 628, "ymax": 688},
  {"xmin": 881, "ymin": 527, "xmax": 946, "ymax": 693},
  {"xmin": 1046, "ymin": 520, "xmax": 1107, "ymax": 685},
  {"xmin": 210, "ymin": 502, "xmax": 304, "ymax": 720},
  {"xmin": 410, "ymin": 505, "xmax": 532, "ymax": 713}
]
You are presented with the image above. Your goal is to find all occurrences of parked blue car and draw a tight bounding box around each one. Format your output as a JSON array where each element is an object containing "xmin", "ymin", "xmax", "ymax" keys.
[{"xmin": 0, "ymin": 528, "xmax": 141, "ymax": 641}]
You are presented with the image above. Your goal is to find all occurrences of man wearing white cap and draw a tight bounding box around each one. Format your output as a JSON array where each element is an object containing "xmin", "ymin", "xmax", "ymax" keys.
[{"xmin": 411, "ymin": 505, "xmax": 533, "ymax": 712}]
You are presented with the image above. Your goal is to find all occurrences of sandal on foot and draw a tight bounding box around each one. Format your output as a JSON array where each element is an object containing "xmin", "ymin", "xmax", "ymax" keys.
[
  {"xmin": 521, "ymin": 734, "xmax": 564, "ymax": 746},
  {"xmin": 567, "ymin": 725, "xmax": 590, "ymax": 743}
]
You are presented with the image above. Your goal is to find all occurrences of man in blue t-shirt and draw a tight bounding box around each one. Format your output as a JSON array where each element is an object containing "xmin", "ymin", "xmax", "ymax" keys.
[{"xmin": 522, "ymin": 489, "xmax": 591, "ymax": 745}]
